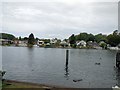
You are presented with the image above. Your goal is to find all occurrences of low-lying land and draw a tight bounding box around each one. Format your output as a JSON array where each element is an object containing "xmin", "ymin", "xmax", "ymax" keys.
[
  {"xmin": 2, "ymin": 80, "xmax": 53, "ymax": 89},
  {"xmin": 2, "ymin": 80, "xmax": 80, "ymax": 90}
]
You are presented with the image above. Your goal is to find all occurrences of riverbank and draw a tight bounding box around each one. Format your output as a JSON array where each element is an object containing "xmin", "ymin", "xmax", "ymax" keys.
[
  {"xmin": 2, "ymin": 80, "xmax": 81, "ymax": 90},
  {"xmin": 0, "ymin": 45, "xmax": 104, "ymax": 50},
  {"xmin": 1, "ymin": 45, "xmax": 120, "ymax": 50},
  {"xmin": 2, "ymin": 79, "xmax": 54, "ymax": 89},
  {"xmin": 2, "ymin": 80, "xmax": 118, "ymax": 90}
]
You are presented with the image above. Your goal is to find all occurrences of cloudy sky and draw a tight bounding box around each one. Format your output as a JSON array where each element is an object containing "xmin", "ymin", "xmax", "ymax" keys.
[{"xmin": 0, "ymin": 0, "xmax": 119, "ymax": 39}]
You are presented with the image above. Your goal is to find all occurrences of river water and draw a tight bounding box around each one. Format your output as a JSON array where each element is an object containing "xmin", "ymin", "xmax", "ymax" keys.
[{"xmin": 2, "ymin": 46, "xmax": 120, "ymax": 88}]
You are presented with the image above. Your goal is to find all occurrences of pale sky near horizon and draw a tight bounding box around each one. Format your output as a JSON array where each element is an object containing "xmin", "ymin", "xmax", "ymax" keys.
[{"xmin": 0, "ymin": 0, "xmax": 119, "ymax": 39}]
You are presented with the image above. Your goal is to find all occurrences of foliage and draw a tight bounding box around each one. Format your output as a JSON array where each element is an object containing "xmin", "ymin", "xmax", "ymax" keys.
[
  {"xmin": 28, "ymin": 33, "xmax": 35, "ymax": 45},
  {"xmin": 87, "ymin": 34, "xmax": 95, "ymax": 42},
  {"xmin": 0, "ymin": 33, "xmax": 15, "ymax": 40},
  {"xmin": 63, "ymin": 39, "xmax": 68, "ymax": 42},
  {"xmin": 1, "ymin": 30, "xmax": 120, "ymax": 48},
  {"xmin": 107, "ymin": 33, "xmax": 120, "ymax": 47},
  {"xmin": 23, "ymin": 37, "xmax": 29, "ymax": 40},
  {"xmin": 69, "ymin": 30, "xmax": 120, "ymax": 47},
  {"xmin": 99, "ymin": 42, "xmax": 107, "ymax": 49},
  {"xmin": 44, "ymin": 39, "xmax": 50, "ymax": 44},
  {"xmin": 35, "ymin": 38, "xmax": 39, "ymax": 41},
  {"xmin": 94, "ymin": 34, "xmax": 107, "ymax": 43},
  {"xmin": 76, "ymin": 33, "xmax": 87, "ymax": 41},
  {"xmin": 19, "ymin": 36, "xmax": 21, "ymax": 40},
  {"xmin": 69, "ymin": 33, "xmax": 107, "ymax": 43},
  {"xmin": 75, "ymin": 33, "xmax": 95, "ymax": 42},
  {"xmin": 113, "ymin": 30, "xmax": 119, "ymax": 35},
  {"xmin": 69, "ymin": 34, "xmax": 76, "ymax": 47}
]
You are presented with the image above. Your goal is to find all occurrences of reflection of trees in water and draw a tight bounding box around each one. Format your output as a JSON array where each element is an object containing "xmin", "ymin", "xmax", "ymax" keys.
[{"xmin": 27, "ymin": 47, "xmax": 34, "ymax": 71}]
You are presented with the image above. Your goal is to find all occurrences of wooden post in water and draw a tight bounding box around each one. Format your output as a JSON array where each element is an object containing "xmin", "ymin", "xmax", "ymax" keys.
[
  {"xmin": 116, "ymin": 51, "xmax": 120, "ymax": 68},
  {"xmin": 66, "ymin": 50, "xmax": 69, "ymax": 66}
]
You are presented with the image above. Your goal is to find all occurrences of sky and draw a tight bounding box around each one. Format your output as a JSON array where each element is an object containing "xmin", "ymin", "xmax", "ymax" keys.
[{"xmin": 0, "ymin": 0, "xmax": 119, "ymax": 39}]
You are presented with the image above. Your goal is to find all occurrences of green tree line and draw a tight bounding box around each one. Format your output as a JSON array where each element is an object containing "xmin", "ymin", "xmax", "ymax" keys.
[
  {"xmin": 69, "ymin": 30, "xmax": 120, "ymax": 47},
  {"xmin": 0, "ymin": 33, "xmax": 15, "ymax": 40},
  {"xmin": 1, "ymin": 30, "xmax": 120, "ymax": 47}
]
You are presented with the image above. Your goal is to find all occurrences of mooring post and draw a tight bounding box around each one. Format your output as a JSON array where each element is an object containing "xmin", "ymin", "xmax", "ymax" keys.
[
  {"xmin": 66, "ymin": 50, "xmax": 69, "ymax": 66},
  {"xmin": 116, "ymin": 51, "xmax": 120, "ymax": 68}
]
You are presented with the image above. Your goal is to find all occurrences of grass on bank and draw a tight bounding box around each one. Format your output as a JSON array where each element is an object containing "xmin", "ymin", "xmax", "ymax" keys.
[{"xmin": 2, "ymin": 80, "xmax": 51, "ymax": 89}]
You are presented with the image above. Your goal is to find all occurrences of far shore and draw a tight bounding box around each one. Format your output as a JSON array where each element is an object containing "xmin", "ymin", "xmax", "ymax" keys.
[
  {"xmin": 1, "ymin": 45, "xmax": 120, "ymax": 51},
  {"xmin": 0, "ymin": 45, "xmax": 105, "ymax": 49}
]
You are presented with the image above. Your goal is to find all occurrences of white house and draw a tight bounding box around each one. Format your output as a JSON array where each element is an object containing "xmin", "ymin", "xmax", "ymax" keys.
[
  {"xmin": 108, "ymin": 47, "xmax": 120, "ymax": 50},
  {"xmin": 60, "ymin": 41, "xmax": 69, "ymax": 47},
  {"xmin": 37, "ymin": 40, "xmax": 44, "ymax": 47},
  {"xmin": 18, "ymin": 40, "xmax": 28, "ymax": 47},
  {"xmin": 76, "ymin": 40, "xmax": 86, "ymax": 47},
  {"xmin": 50, "ymin": 39, "xmax": 58, "ymax": 44}
]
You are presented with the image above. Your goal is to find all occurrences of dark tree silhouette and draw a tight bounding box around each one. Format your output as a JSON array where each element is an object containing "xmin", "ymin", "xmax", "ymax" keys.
[
  {"xmin": 28, "ymin": 33, "xmax": 35, "ymax": 46},
  {"xmin": 107, "ymin": 34, "xmax": 120, "ymax": 47},
  {"xmin": 69, "ymin": 34, "xmax": 76, "ymax": 48},
  {"xmin": 0, "ymin": 33, "xmax": 15, "ymax": 40}
]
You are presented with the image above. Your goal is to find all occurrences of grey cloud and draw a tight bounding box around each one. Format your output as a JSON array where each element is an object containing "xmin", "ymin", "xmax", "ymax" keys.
[{"xmin": 1, "ymin": 1, "xmax": 118, "ymax": 39}]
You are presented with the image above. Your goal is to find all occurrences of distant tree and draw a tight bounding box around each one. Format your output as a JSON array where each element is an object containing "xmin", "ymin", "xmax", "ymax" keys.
[
  {"xmin": 35, "ymin": 38, "xmax": 39, "ymax": 41},
  {"xmin": 0, "ymin": 33, "xmax": 1, "ymax": 39},
  {"xmin": 75, "ymin": 33, "xmax": 95, "ymax": 42},
  {"xmin": 107, "ymin": 31, "xmax": 120, "ymax": 47},
  {"xmin": 99, "ymin": 42, "xmax": 107, "ymax": 49},
  {"xmin": 63, "ymin": 39, "xmax": 68, "ymax": 42},
  {"xmin": 55, "ymin": 39, "xmax": 61, "ymax": 47},
  {"xmin": 44, "ymin": 39, "xmax": 50, "ymax": 44},
  {"xmin": 0, "ymin": 33, "xmax": 15, "ymax": 40},
  {"xmin": 94, "ymin": 34, "xmax": 107, "ymax": 43},
  {"xmin": 76, "ymin": 33, "xmax": 88, "ymax": 41},
  {"xmin": 28, "ymin": 33, "xmax": 35, "ymax": 46},
  {"xmin": 69, "ymin": 34, "xmax": 76, "ymax": 48},
  {"xmin": 19, "ymin": 36, "xmax": 22, "ymax": 40},
  {"xmin": 113, "ymin": 30, "xmax": 119, "ymax": 35},
  {"xmin": 87, "ymin": 34, "xmax": 95, "ymax": 42},
  {"xmin": 23, "ymin": 37, "xmax": 28, "ymax": 40}
]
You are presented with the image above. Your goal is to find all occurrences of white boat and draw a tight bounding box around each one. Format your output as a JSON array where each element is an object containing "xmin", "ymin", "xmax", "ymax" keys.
[
  {"xmin": 108, "ymin": 47, "xmax": 120, "ymax": 50},
  {"xmin": 112, "ymin": 86, "xmax": 120, "ymax": 90}
]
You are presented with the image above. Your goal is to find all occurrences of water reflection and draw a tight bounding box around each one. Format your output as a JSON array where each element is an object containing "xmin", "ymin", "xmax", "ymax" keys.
[
  {"xmin": 64, "ymin": 64, "xmax": 69, "ymax": 80},
  {"xmin": 27, "ymin": 47, "xmax": 34, "ymax": 71},
  {"xmin": 64, "ymin": 51, "xmax": 69, "ymax": 80}
]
